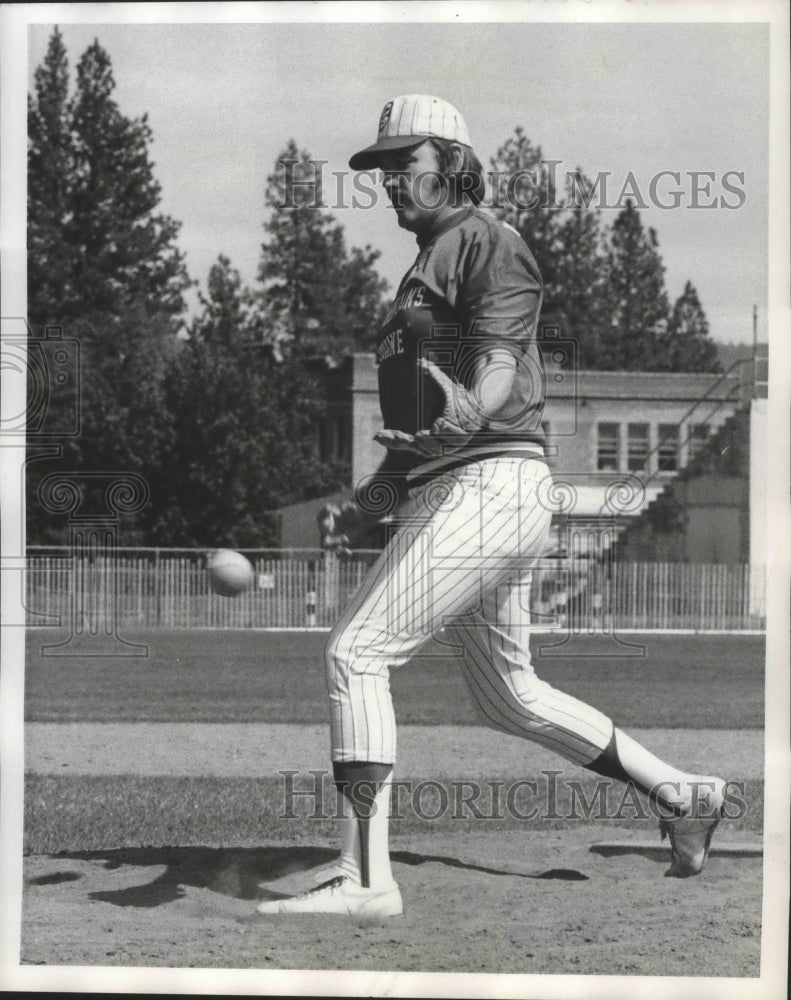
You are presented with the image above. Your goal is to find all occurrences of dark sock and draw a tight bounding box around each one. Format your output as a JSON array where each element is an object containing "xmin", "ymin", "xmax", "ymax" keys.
[
  {"xmin": 583, "ymin": 732, "xmax": 683, "ymax": 817},
  {"xmin": 332, "ymin": 761, "xmax": 392, "ymax": 888}
]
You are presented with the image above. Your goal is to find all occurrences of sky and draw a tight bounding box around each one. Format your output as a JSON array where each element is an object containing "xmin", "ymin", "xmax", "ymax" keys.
[{"xmin": 25, "ymin": 14, "xmax": 771, "ymax": 345}]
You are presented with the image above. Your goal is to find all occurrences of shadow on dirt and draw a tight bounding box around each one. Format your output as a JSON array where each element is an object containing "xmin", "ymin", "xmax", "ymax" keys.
[
  {"xmin": 46, "ymin": 844, "xmax": 587, "ymax": 907},
  {"xmin": 390, "ymin": 850, "xmax": 588, "ymax": 881},
  {"xmin": 26, "ymin": 870, "xmax": 84, "ymax": 886}
]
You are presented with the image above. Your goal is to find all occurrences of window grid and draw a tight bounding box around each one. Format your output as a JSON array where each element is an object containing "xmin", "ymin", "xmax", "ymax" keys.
[
  {"xmin": 597, "ymin": 422, "xmax": 620, "ymax": 472},
  {"xmin": 657, "ymin": 423, "xmax": 679, "ymax": 471},
  {"xmin": 627, "ymin": 423, "xmax": 650, "ymax": 472}
]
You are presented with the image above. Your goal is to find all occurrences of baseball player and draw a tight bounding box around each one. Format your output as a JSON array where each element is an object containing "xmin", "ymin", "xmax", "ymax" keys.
[{"xmin": 257, "ymin": 95, "xmax": 727, "ymax": 918}]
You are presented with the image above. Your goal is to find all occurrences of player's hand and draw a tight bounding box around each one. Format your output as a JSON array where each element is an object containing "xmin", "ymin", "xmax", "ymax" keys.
[
  {"xmin": 317, "ymin": 500, "xmax": 360, "ymax": 558},
  {"xmin": 374, "ymin": 427, "xmax": 441, "ymax": 459},
  {"xmin": 373, "ymin": 429, "xmax": 419, "ymax": 451}
]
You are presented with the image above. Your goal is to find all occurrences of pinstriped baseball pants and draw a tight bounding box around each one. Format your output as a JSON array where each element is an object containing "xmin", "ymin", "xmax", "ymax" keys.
[{"xmin": 325, "ymin": 455, "xmax": 615, "ymax": 764}]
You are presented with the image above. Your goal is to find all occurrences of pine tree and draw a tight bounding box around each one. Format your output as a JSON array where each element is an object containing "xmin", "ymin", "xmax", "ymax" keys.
[
  {"xmin": 68, "ymin": 40, "xmax": 191, "ymax": 324},
  {"xmin": 257, "ymin": 140, "xmax": 388, "ymax": 360},
  {"xmin": 28, "ymin": 32, "xmax": 191, "ymax": 333},
  {"xmin": 28, "ymin": 27, "xmax": 75, "ymax": 335},
  {"xmin": 488, "ymin": 128, "xmax": 563, "ymax": 329},
  {"xmin": 26, "ymin": 30, "xmax": 192, "ymax": 544},
  {"xmin": 73, "ymin": 307, "xmax": 178, "ymax": 534},
  {"xmin": 486, "ymin": 138, "xmax": 721, "ymax": 373},
  {"xmin": 341, "ymin": 244, "xmax": 391, "ymax": 353},
  {"xmin": 601, "ymin": 201, "xmax": 671, "ymax": 370},
  {"xmin": 552, "ymin": 169, "xmax": 611, "ymax": 368},
  {"xmin": 153, "ymin": 256, "xmax": 345, "ymax": 547},
  {"xmin": 665, "ymin": 281, "xmax": 721, "ymax": 372},
  {"xmin": 192, "ymin": 254, "xmax": 261, "ymax": 350}
]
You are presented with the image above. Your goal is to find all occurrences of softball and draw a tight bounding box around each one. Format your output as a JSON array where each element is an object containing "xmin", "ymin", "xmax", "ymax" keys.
[{"xmin": 207, "ymin": 549, "xmax": 255, "ymax": 597}]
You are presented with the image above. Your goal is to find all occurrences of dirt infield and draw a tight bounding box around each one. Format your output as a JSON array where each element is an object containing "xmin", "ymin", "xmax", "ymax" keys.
[
  {"xmin": 21, "ymin": 829, "xmax": 762, "ymax": 979},
  {"xmin": 19, "ymin": 723, "xmax": 765, "ymax": 982}
]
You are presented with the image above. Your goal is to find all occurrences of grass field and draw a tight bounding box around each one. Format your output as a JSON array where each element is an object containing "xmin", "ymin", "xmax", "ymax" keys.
[
  {"xmin": 25, "ymin": 628, "xmax": 765, "ymax": 727},
  {"xmin": 25, "ymin": 629, "xmax": 766, "ymax": 851},
  {"xmin": 21, "ymin": 628, "xmax": 768, "ymax": 977}
]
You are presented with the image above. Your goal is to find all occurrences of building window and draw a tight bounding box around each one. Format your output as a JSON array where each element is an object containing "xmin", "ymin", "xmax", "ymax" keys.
[
  {"xmin": 657, "ymin": 423, "xmax": 679, "ymax": 471},
  {"xmin": 627, "ymin": 423, "xmax": 650, "ymax": 472},
  {"xmin": 597, "ymin": 422, "xmax": 620, "ymax": 471},
  {"xmin": 688, "ymin": 423, "xmax": 710, "ymax": 462}
]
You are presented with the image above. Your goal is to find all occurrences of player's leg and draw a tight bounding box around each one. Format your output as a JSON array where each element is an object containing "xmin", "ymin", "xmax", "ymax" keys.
[
  {"xmin": 257, "ymin": 457, "xmax": 551, "ymax": 914},
  {"xmin": 446, "ymin": 571, "xmax": 615, "ymax": 761},
  {"xmin": 446, "ymin": 571, "xmax": 726, "ymax": 876},
  {"xmin": 325, "ymin": 457, "xmax": 553, "ymax": 757},
  {"xmin": 329, "ymin": 463, "xmax": 550, "ymax": 891}
]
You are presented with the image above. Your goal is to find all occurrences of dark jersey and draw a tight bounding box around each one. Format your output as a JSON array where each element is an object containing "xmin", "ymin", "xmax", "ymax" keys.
[{"xmin": 375, "ymin": 207, "xmax": 546, "ymax": 471}]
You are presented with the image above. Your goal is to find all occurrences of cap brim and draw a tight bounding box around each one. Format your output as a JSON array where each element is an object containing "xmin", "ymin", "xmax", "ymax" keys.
[{"xmin": 348, "ymin": 134, "xmax": 429, "ymax": 170}]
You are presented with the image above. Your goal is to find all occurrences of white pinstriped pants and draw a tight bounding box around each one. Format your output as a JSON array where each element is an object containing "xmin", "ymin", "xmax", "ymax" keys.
[{"xmin": 325, "ymin": 455, "xmax": 615, "ymax": 765}]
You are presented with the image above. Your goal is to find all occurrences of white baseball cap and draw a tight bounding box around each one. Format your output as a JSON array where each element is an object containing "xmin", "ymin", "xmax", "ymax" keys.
[{"xmin": 349, "ymin": 94, "xmax": 472, "ymax": 170}]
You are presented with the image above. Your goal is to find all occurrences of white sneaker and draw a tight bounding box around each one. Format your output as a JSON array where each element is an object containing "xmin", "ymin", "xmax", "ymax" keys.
[
  {"xmin": 256, "ymin": 875, "xmax": 403, "ymax": 917},
  {"xmin": 310, "ymin": 857, "xmax": 359, "ymax": 884},
  {"xmin": 660, "ymin": 777, "xmax": 726, "ymax": 877},
  {"xmin": 256, "ymin": 857, "xmax": 357, "ymax": 894}
]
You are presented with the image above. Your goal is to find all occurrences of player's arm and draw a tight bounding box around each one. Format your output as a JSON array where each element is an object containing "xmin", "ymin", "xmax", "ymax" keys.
[
  {"xmin": 426, "ymin": 348, "xmax": 516, "ymax": 432},
  {"xmin": 468, "ymin": 347, "xmax": 518, "ymax": 413},
  {"xmin": 377, "ymin": 233, "xmax": 542, "ymax": 457},
  {"xmin": 318, "ymin": 450, "xmax": 408, "ymax": 555},
  {"xmin": 385, "ymin": 228, "xmax": 541, "ymax": 458}
]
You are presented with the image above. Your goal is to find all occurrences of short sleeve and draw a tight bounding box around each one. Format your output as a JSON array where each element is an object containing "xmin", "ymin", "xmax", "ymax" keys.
[{"xmin": 456, "ymin": 224, "xmax": 543, "ymax": 349}]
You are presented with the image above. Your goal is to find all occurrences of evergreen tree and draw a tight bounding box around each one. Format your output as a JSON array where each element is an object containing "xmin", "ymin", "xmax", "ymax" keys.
[
  {"xmin": 28, "ymin": 32, "xmax": 191, "ymax": 334},
  {"xmin": 154, "ymin": 256, "xmax": 345, "ymax": 547},
  {"xmin": 601, "ymin": 201, "xmax": 671, "ymax": 370},
  {"xmin": 552, "ymin": 169, "xmax": 611, "ymax": 368},
  {"xmin": 486, "ymin": 138, "xmax": 721, "ymax": 373},
  {"xmin": 68, "ymin": 40, "xmax": 191, "ymax": 324},
  {"xmin": 258, "ymin": 140, "xmax": 388, "ymax": 359},
  {"xmin": 341, "ymin": 244, "xmax": 391, "ymax": 353},
  {"xmin": 665, "ymin": 281, "xmax": 721, "ymax": 372},
  {"xmin": 71, "ymin": 307, "xmax": 177, "ymax": 539},
  {"xmin": 28, "ymin": 27, "xmax": 76, "ymax": 336},
  {"xmin": 27, "ymin": 30, "xmax": 191, "ymax": 544},
  {"xmin": 488, "ymin": 128, "xmax": 563, "ymax": 329}
]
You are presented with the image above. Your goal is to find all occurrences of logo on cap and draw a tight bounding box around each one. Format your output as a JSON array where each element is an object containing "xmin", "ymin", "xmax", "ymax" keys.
[{"xmin": 378, "ymin": 101, "xmax": 393, "ymax": 138}]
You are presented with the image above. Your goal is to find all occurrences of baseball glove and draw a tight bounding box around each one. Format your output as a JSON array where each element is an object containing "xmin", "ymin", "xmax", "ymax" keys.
[{"xmin": 373, "ymin": 360, "xmax": 483, "ymax": 459}]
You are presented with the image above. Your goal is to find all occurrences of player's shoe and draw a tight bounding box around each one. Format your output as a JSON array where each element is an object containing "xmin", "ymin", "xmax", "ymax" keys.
[
  {"xmin": 256, "ymin": 875, "xmax": 403, "ymax": 917},
  {"xmin": 659, "ymin": 777, "xmax": 726, "ymax": 878},
  {"xmin": 310, "ymin": 856, "xmax": 358, "ymax": 884},
  {"xmin": 256, "ymin": 856, "xmax": 356, "ymax": 894}
]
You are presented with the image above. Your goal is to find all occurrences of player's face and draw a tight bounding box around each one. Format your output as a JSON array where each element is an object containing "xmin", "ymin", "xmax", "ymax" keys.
[{"xmin": 379, "ymin": 141, "xmax": 447, "ymax": 235}]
